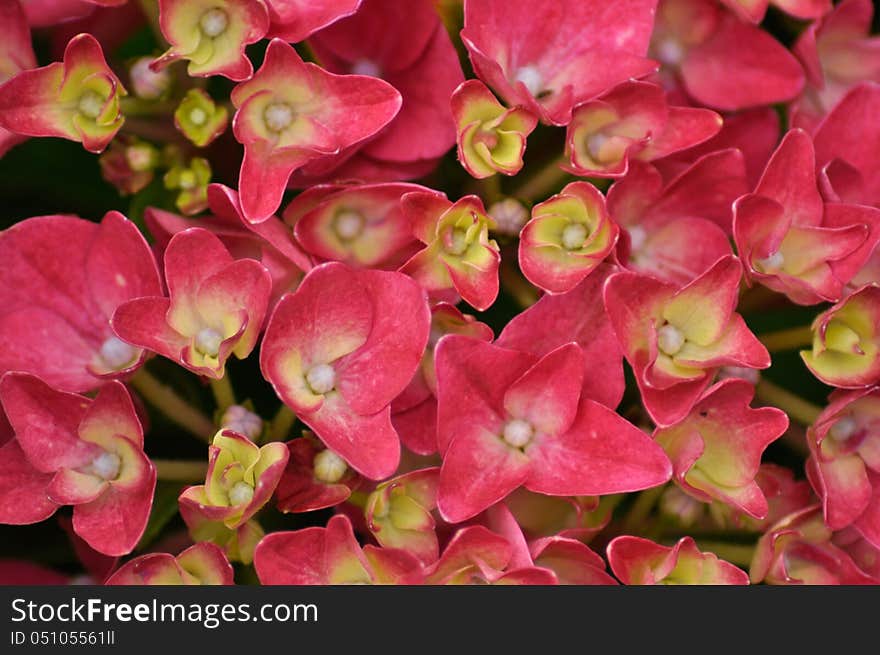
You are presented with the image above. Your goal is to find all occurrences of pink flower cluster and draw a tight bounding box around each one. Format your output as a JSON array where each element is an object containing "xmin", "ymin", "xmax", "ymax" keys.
[{"xmin": 1, "ymin": 0, "xmax": 880, "ymax": 585}]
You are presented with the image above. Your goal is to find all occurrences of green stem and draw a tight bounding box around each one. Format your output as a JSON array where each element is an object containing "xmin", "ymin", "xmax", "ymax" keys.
[
  {"xmin": 347, "ymin": 491, "xmax": 370, "ymax": 510},
  {"xmin": 210, "ymin": 375, "xmax": 236, "ymax": 412},
  {"xmin": 130, "ymin": 368, "xmax": 215, "ymax": 442},
  {"xmin": 499, "ymin": 251, "xmax": 540, "ymax": 309},
  {"xmin": 514, "ymin": 155, "xmax": 570, "ymax": 203},
  {"xmin": 621, "ymin": 484, "xmax": 666, "ymax": 533},
  {"xmin": 755, "ymin": 378, "xmax": 822, "ymax": 427},
  {"xmin": 758, "ymin": 325, "xmax": 813, "ymax": 352},
  {"xmin": 695, "ymin": 540, "xmax": 755, "ymax": 568},
  {"xmin": 136, "ymin": 0, "xmax": 165, "ymax": 44},
  {"xmin": 153, "ymin": 458, "xmax": 208, "ymax": 482},
  {"xmin": 479, "ymin": 175, "xmax": 502, "ymax": 205},
  {"xmin": 267, "ymin": 405, "xmax": 297, "ymax": 442}
]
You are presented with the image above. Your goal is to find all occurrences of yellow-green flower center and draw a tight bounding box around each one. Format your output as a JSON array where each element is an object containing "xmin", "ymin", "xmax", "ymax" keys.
[
  {"xmin": 306, "ymin": 363, "xmax": 336, "ymax": 395},
  {"xmin": 561, "ymin": 223, "xmax": 589, "ymax": 250},
  {"xmin": 313, "ymin": 449, "xmax": 348, "ymax": 483},
  {"xmin": 263, "ymin": 102, "xmax": 294, "ymax": 133},
  {"xmin": 199, "ymin": 8, "xmax": 229, "ymax": 38},
  {"xmin": 228, "ymin": 480, "xmax": 254, "ymax": 506},
  {"xmin": 502, "ymin": 419, "xmax": 533, "ymax": 449},
  {"xmin": 333, "ymin": 210, "xmax": 365, "ymax": 241},
  {"xmin": 78, "ymin": 90, "xmax": 105, "ymax": 119},
  {"xmin": 657, "ymin": 323, "xmax": 685, "ymax": 356}
]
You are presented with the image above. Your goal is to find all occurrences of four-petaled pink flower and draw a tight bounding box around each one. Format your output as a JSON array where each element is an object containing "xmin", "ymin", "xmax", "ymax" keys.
[
  {"xmin": 0, "ymin": 33, "xmax": 125, "ymax": 153},
  {"xmin": 451, "ymin": 79, "xmax": 537, "ymax": 179},
  {"xmin": 655, "ymin": 378, "xmax": 789, "ymax": 519},
  {"xmin": 733, "ymin": 129, "xmax": 880, "ymax": 305},
  {"xmin": 564, "ymin": 80, "xmax": 721, "ymax": 178},
  {"xmin": 260, "ymin": 262, "xmax": 430, "ymax": 480},
  {"xmin": 275, "ymin": 435, "xmax": 362, "ymax": 514},
  {"xmin": 399, "ymin": 191, "xmax": 500, "ymax": 310},
  {"xmin": 0, "ymin": 373, "xmax": 155, "ymax": 556},
  {"xmin": 608, "ymin": 153, "xmax": 739, "ymax": 286},
  {"xmin": 152, "ymin": 0, "xmax": 269, "ymax": 81},
  {"xmin": 231, "ymin": 38, "xmax": 402, "ymax": 222},
  {"xmin": 435, "ymin": 337, "xmax": 671, "ymax": 522},
  {"xmin": 604, "ymin": 255, "xmax": 770, "ymax": 426},
  {"xmin": 112, "ymin": 227, "xmax": 272, "ymax": 380},
  {"xmin": 179, "ymin": 429, "xmax": 289, "ymax": 531},
  {"xmin": 518, "ymin": 181, "xmax": 619, "ymax": 294}
]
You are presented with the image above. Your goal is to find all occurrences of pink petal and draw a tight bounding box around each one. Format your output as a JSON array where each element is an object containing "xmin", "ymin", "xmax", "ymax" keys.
[
  {"xmin": 497, "ymin": 264, "xmax": 624, "ymax": 409},
  {"xmin": 0, "ymin": 439, "xmax": 58, "ymax": 524},
  {"xmin": 335, "ymin": 268, "xmax": 430, "ymax": 415},
  {"xmin": 503, "ymin": 343, "xmax": 584, "ymax": 436},
  {"xmin": 0, "ymin": 372, "xmax": 95, "ymax": 473},
  {"xmin": 301, "ymin": 394, "xmax": 400, "ymax": 481},
  {"xmin": 435, "ymin": 336, "xmax": 536, "ymax": 454},
  {"xmin": 437, "ymin": 419, "xmax": 531, "ymax": 523},
  {"xmin": 265, "ymin": 0, "xmax": 362, "ymax": 42},
  {"xmin": 681, "ymin": 15, "xmax": 804, "ymax": 110},
  {"xmin": 71, "ymin": 443, "xmax": 155, "ymax": 556},
  {"xmin": 527, "ymin": 398, "xmax": 672, "ymax": 495}
]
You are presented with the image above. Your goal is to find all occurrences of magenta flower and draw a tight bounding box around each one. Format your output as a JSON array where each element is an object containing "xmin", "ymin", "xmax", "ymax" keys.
[
  {"xmin": 284, "ymin": 182, "xmax": 427, "ymax": 270},
  {"xmin": 518, "ymin": 182, "xmax": 619, "ymax": 294},
  {"xmin": 495, "ymin": 265, "xmax": 624, "ymax": 410},
  {"xmin": 230, "ymin": 38, "xmax": 402, "ymax": 222},
  {"xmin": 435, "ymin": 337, "xmax": 671, "ymax": 522},
  {"xmin": 152, "ymin": 0, "xmax": 269, "ymax": 81},
  {"xmin": 462, "ymin": 0, "xmax": 658, "ymax": 126},
  {"xmin": 807, "ymin": 388, "xmax": 880, "ymax": 546},
  {"xmin": 655, "ymin": 379, "xmax": 789, "ymax": 519},
  {"xmin": 0, "ymin": 33, "xmax": 124, "ymax": 153},
  {"xmin": 275, "ymin": 435, "xmax": 362, "ymax": 513},
  {"xmin": 650, "ymin": 0, "xmax": 804, "ymax": 110},
  {"xmin": 607, "ymin": 535, "xmax": 749, "ymax": 584},
  {"xmin": 255, "ymin": 514, "xmax": 423, "ymax": 585},
  {"xmin": 260, "ymin": 262, "xmax": 430, "ymax": 479},
  {"xmin": 564, "ymin": 80, "xmax": 720, "ymax": 178},
  {"xmin": 607, "ymin": 152, "xmax": 741, "ymax": 286},
  {"xmin": 733, "ymin": 129, "xmax": 880, "ymax": 305},
  {"xmin": 0, "ymin": 211, "xmax": 161, "ymax": 392},
  {"xmin": 0, "ymin": 373, "xmax": 155, "ymax": 556},
  {"xmin": 399, "ymin": 192, "xmax": 500, "ymax": 311},
  {"xmin": 604, "ymin": 255, "xmax": 770, "ymax": 426},
  {"xmin": 112, "ymin": 227, "xmax": 272, "ymax": 380},
  {"xmin": 105, "ymin": 542, "xmax": 234, "ymax": 585}
]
